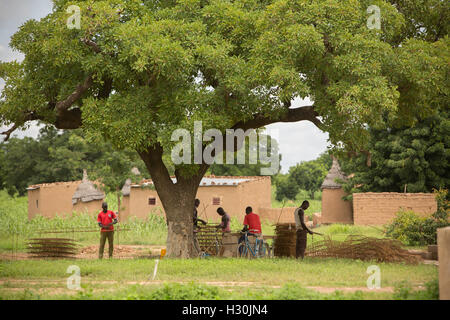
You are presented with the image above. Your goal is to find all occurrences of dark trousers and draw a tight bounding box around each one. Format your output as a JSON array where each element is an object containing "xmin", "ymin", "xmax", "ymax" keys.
[
  {"xmin": 296, "ymin": 229, "xmax": 307, "ymax": 259},
  {"xmin": 99, "ymin": 231, "xmax": 114, "ymax": 259}
]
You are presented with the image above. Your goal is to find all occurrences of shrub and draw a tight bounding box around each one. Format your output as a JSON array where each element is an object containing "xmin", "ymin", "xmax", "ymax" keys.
[
  {"xmin": 386, "ymin": 189, "xmax": 449, "ymax": 246},
  {"xmin": 393, "ymin": 280, "xmax": 439, "ymax": 300}
]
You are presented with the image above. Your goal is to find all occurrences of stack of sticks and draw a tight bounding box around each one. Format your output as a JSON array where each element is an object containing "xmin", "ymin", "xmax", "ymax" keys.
[
  {"xmin": 306, "ymin": 235, "xmax": 421, "ymax": 264},
  {"xmin": 27, "ymin": 238, "xmax": 79, "ymax": 259},
  {"xmin": 195, "ymin": 225, "xmax": 223, "ymax": 256},
  {"xmin": 273, "ymin": 223, "xmax": 297, "ymax": 258}
]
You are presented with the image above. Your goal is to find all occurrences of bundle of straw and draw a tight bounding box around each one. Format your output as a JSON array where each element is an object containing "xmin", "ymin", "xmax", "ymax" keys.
[{"xmin": 306, "ymin": 235, "xmax": 420, "ymax": 264}]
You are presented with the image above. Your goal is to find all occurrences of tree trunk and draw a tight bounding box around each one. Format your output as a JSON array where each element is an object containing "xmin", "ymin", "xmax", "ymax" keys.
[
  {"xmin": 138, "ymin": 145, "xmax": 208, "ymax": 258},
  {"xmin": 165, "ymin": 197, "xmax": 196, "ymax": 258}
]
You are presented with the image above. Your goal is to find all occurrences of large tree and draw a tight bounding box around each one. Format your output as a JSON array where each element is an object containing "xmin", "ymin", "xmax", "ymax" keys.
[{"xmin": 1, "ymin": 0, "xmax": 448, "ymax": 257}]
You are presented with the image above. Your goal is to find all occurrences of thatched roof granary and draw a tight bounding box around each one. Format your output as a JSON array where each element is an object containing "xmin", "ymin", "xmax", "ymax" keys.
[
  {"xmin": 320, "ymin": 158, "xmax": 353, "ymax": 224},
  {"xmin": 72, "ymin": 170, "xmax": 105, "ymax": 205},
  {"xmin": 321, "ymin": 158, "xmax": 347, "ymax": 189}
]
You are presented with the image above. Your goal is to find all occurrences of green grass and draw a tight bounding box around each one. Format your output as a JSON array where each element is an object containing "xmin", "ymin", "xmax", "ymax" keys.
[
  {"xmin": 0, "ymin": 282, "xmax": 395, "ymax": 300},
  {"xmin": 0, "ymin": 257, "xmax": 437, "ymax": 287},
  {"xmin": 0, "ymin": 257, "xmax": 438, "ymax": 300},
  {"xmin": 0, "ymin": 190, "xmax": 168, "ymax": 250},
  {"xmin": 0, "ymin": 190, "xmax": 440, "ymax": 300}
]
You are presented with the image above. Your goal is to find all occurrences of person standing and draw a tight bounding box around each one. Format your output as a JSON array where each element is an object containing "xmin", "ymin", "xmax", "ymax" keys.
[
  {"xmin": 193, "ymin": 198, "xmax": 207, "ymax": 229},
  {"xmin": 97, "ymin": 202, "xmax": 118, "ymax": 259},
  {"xmin": 216, "ymin": 207, "xmax": 231, "ymax": 232},
  {"xmin": 294, "ymin": 200, "xmax": 313, "ymax": 259}
]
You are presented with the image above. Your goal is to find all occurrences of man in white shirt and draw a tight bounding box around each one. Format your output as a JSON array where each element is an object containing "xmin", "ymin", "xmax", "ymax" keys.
[{"xmin": 294, "ymin": 200, "xmax": 313, "ymax": 259}]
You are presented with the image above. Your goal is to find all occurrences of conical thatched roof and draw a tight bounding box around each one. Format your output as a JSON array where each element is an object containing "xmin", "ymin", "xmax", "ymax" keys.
[
  {"xmin": 72, "ymin": 170, "xmax": 105, "ymax": 204},
  {"xmin": 321, "ymin": 158, "xmax": 347, "ymax": 189},
  {"xmin": 121, "ymin": 178, "xmax": 132, "ymax": 196},
  {"xmin": 131, "ymin": 167, "xmax": 140, "ymax": 175}
]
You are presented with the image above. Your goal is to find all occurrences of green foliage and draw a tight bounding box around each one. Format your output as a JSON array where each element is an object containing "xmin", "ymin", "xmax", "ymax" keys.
[
  {"xmin": 341, "ymin": 110, "xmax": 449, "ymax": 194},
  {"xmin": 386, "ymin": 190, "xmax": 449, "ymax": 246},
  {"xmin": 1, "ymin": 0, "xmax": 447, "ymax": 158},
  {"xmin": 433, "ymin": 187, "xmax": 450, "ymax": 220},
  {"xmin": 0, "ymin": 127, "xmax": 148, "ymax": 196},
  {"xmin": 274, "ymin": 174, "xmax": 298, "ymax": 201},
  {"xmin": 275, "ymin": 152, "xmax": 332, "ymax": 200},
  {"xmin": 208, "ymin": 133, "xmax": 281, "ymax": 176}
]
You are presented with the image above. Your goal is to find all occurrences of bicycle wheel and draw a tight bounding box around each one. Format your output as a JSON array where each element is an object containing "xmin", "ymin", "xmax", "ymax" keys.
[
  {"xmin": 236, "ymin": 243, "xmax": 249, "ymax": 258},
  {"xmin": 263, "ymin": 243, "xmax": 272, "ymax": 258}
]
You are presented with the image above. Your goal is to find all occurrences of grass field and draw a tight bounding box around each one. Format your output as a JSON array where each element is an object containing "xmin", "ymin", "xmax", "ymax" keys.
[
  {"xmin": 0, "ymin": 257, "xmax": 438, "ymax": 300},
  {"xmin": 0, "ymin": 190, "xmax": 440, "ymax": 300}
]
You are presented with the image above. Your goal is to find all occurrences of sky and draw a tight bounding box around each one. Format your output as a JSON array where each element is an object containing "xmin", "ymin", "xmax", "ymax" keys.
[{"xmin": 0, "ymin": 0, "xmax": 330, "ymax": 173}]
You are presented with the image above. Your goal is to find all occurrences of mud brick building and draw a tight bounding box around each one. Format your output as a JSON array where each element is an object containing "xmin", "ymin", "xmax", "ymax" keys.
[
  {"xmin": 27, "ymin": 170, "xmax": 104, "ymax": 219},
  {"xmin": 120, "ymin": 175, "xmax": 271, "ymax": 222}
]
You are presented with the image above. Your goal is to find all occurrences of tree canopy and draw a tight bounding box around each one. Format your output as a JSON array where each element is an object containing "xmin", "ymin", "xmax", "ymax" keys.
[{"xmin": 341, "ymin": 109, "xmax": 450, "ymax": 194}]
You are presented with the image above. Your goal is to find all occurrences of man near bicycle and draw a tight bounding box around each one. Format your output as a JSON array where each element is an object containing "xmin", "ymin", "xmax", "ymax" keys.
[
  {"xmin": 294, "ymin": 200, "xmax": 313, "ymax": 259},
  {"xmin": 193, "ymin": 198, "xmax": 207, "ymax": 230},
  {"xmin": 238, "ymin": 206, "xmax": 262, "ymax": 243}
]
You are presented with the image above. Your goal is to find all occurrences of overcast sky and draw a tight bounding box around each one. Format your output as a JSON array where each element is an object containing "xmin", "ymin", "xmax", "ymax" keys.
[{"xmin": 0, "ymin": 0, "xmax": 330, "ymax": 173}]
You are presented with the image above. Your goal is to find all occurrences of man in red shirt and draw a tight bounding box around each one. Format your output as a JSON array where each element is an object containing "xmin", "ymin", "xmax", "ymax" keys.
[
  {"xmin": 238, "ymin": 206, "xmax": 262, "ymax": 247},
  {"xmin": 97, "ymin": 202, "xmax": 118, "ymax": 259},
  {"xmin": 243, "ymin": 206, "xmax": 262, "ymax": 234}
]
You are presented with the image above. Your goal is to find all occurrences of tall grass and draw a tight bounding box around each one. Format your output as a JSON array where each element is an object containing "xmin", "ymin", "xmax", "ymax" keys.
[
  {"xmin": 0, "ymin": 190, "xmax": 276, "ymax": 250},
  {"xmin": 0, "ymin": 190, "xmax": 168, "ymax": 249}
]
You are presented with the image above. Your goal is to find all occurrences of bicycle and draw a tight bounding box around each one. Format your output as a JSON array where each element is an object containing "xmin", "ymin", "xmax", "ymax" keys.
[{"xmin": 236, "ymin": 231, "xmax": 271, "ymax": 258}]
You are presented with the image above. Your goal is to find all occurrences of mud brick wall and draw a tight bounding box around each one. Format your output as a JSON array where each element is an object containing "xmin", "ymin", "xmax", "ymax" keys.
[{"xmin": 353, "ymin": 192, "xmax": 437, "ymax": 225}]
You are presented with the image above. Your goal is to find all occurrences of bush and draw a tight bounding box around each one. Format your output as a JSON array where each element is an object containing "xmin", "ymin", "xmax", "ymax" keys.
[
  {"xmin": 393, "ymin": 280, "xmax": 439, "ymax": 300},
  {"xmin": 386, "ymin": 189, "xmax": 449, "ymax": 246},
  {"xmin": 386, "ymin": 211, "xmax": 449, "ymax": 246}
]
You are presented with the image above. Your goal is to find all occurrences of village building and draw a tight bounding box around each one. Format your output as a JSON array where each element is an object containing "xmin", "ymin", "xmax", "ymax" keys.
[
  {"xmin": 320, "ymin": 158, "xmax": 353, "ymax": 224},
  {"xmin": 27, "ymin": 170, "xmax": 105, "ymax": 219},
  {"xmin": 72, "ymin": 170, "xmax": 105, "ymax": 214},
  {"xmin": 319, "ymin": 158, "xmax": 437, "ymax": 226},
  {"xmin": 119, "ymin": 175, "xmax": 272, "ymax": 223}
]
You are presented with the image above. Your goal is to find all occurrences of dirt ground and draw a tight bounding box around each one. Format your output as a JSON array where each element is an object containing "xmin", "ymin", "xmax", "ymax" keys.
[
  {"xmin": 0, "ymin": 245, "xmax": 166, "ymax": 261},
  {"xmin": 0, "ymin": 245, "xmax": 439, "ymax": 266}
]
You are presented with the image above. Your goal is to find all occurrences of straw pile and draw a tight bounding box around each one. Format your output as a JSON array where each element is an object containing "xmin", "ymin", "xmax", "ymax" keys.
[
  {"xmin": 306, "ymin": 235, "xmax": 421, "ymax": 264},
  {"xmin": 273, "ymin": 223, "xmax": 297, "ymax": 257}
]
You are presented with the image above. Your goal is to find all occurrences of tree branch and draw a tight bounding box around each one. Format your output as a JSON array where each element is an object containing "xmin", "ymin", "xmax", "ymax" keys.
[
  {"xmin": 55, "ymin": 75, "xmax": 93, "ymax": 113},
  {"xmin": 0, "ymin": 123, "xmax": 19, "ymax": 141},
  {"xmin": 82, "ymin": 39, "xmax": 102, "ymax": 54},
  {"xmin": 232, "ymin": 105, "xmax": 322, "ymax": 131}
]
